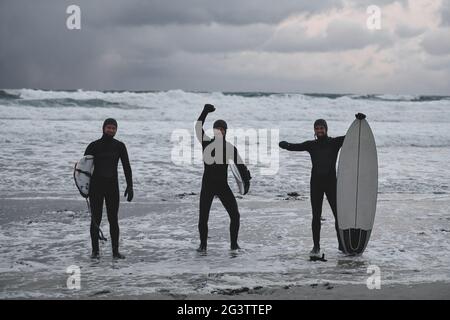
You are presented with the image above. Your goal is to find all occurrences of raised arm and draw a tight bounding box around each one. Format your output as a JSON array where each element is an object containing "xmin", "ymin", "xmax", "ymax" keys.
[
  {"xmin": 332, "ymin": 113, "xmax": 366, "ymax": 148},
  {"xmin": 195, "ymin": 104, "xmax": 215, "ymax": 144},
  {"xmin": 279, "ymin": 140, "xmax": 312, "ymax": 152}
]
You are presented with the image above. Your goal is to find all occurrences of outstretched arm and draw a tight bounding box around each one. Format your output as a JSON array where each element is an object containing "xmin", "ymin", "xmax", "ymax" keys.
[
  {"xmin": 195, "ymin": 104, "xmax": 215, "ymax": 144},
  {"xmin": 334, "ymin": 136, "xmax": 345, "ymax": 148},
  {"xmin": 279, "ymin": 140, "xmax": 311, "ymax": 152}
]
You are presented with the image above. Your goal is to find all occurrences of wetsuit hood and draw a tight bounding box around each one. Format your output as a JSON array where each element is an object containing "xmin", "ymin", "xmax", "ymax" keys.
[
  {"xmin": 213, "ymin": 119, "xmax": 227, "ymax": 139},
  {"xmin": 103, "ymin": 118, "xmax": 118, "ymax": 130},
  {"xmin": 314, "ymin": 119, "xmax": 328, "ymax": 140},
  {"xmin": 314, "ymin": 119, "xmax": 328, "ymax": 131},
  {"xmin": 102, "ymin": 118, "xmax": 118, "ymax": 139},
  {"xmin": 213, "ymin": 119, "xmax": 228, "ymax": 130}
]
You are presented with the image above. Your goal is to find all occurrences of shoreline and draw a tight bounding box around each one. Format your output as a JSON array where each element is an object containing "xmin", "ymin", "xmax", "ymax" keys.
[
  {"xmin": 7, "ymin": 283, "xmax": 449, "ymax": 300},
  {"xmin": 84, "ymin": 282, "xmax": 450, "ymax": 300},
  {"xmin": 1, "ymin": 195, "xmax": 449, "ymax": 300}
]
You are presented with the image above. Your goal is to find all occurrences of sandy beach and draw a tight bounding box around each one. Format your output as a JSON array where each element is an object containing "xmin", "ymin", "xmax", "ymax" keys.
[
  {"xmin": 110, "ymin": 283, "xmax": 450, "ymax": 300},
  {"xmin": 1, "ymin": 195, "xmax": 449, "ymax": 299}
]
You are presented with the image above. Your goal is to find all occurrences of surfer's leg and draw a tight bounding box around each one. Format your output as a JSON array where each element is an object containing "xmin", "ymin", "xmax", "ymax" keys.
[
  {"xmin": 199, "ymin": 186, "xmax": 214, "ymax": 249},
  {"xmin": 310, "ymin": 180, "xmax": 324, "ymax": 250},
  {"xmin": 105, "ymin": 182, "xmax": 120, "ymax": 255},
  {"xmin": 89, "ymin": 180, "xmax": 104, "ymax": 254},
  {"xmin": 325, "ymin": 179, "xmax": 343, "ymax": 251},
  {"xmin": 217, "ymin": 185, "xmax": 240, "ymax": 249}
]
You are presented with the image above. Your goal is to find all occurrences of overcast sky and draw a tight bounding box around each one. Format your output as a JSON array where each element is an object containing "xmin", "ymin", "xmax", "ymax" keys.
[{"xmin": 1, "ymin": 0, "xmax": 449, "ymax": 94}]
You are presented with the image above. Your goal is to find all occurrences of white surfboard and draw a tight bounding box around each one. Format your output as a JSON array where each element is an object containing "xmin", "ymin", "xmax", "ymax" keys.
[
  {"xmin": 74, "ymin": 155, "xmax": 94, "ymax": 198},
  {"xmin": 337, "ymin": 119, "xmax": 378, "ymax": 255},
  {"xmin": 230, "ymin": 163, "xmax": 245, "ymax": 195}
]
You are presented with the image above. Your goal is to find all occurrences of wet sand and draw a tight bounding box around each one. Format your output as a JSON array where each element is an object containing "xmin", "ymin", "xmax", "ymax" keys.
[
  {"xmin": 1, "ymin": 195, "xmax": 449, "ymax": 299},
  {"xmin": 107, "ymin": 282, "xmax": 450, "ymax": 300}
]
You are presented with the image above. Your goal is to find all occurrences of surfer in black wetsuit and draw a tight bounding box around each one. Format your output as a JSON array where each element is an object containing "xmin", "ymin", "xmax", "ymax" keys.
[
  {"xmin": 279, "ymin": 113, "xmax": 366, "ymax": 257},
  {"xmin": 195, "ymin": 104, "xmax": 251, "ymax": 252},
  {"xmin": 84, "ymin": 118, "xmax": 133, "ymax": 259}
]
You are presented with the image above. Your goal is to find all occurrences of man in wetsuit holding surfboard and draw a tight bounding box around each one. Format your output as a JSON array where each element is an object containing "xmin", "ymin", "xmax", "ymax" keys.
[
  {"xmin": 195, "ymin": 104, "xmax": 251, "ymax": 252},
  {"xmin": 279, "ymin": 113, "xmax": 366, "ymax": 258},
  {"xmin": 84, "ymin": 118, "xmax": 133, "ymax": 259}
]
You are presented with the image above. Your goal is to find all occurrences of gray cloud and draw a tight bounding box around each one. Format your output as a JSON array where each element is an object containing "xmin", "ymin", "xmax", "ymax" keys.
[
  {"xmin": 113, "ymin": 24, "xmax": 273, "ymax": 54},
  {"xmin": 263, "ymin": 20, "xmax": 393, "ymax": 52},
  {"xmin": 0, "ymin": 1, "xmax": 95, "ymax": 88},
  {"xmin": 441, "ymin": 0, "xmax": 450, "ymax": 26},
  {"xmin": 421, "ymin": 28, "xmax": 450, "ymax": 55},
  {"xmin": 423, "ymin": 55, "xmax": 450, "ymax": 71},
  {"xmin": 395, "ymin": 24, "xmax": 426, "ymax": 38},
  {"xmin": 81, "ymin": 0, "xmax": 344, "ymax": 27},
  {"xmin": 0, "ymin": 0, "xmax": 449, "ymax": 94}
]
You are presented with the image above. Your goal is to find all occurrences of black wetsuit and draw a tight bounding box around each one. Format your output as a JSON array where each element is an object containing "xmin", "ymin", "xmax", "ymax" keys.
[
  {"xmin": 84, "ymin": 134, "xmax": 132, "ymax": 254},
  {"xmin": 281, "ymin": 136, "xmax": 345, "ymax": 250},
  {"xmin": 196, "ymin": 111, "xmax": 250, "ymax": 249}
]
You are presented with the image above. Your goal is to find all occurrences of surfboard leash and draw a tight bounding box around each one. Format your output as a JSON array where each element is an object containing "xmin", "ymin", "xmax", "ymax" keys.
[{"xmin": 85, "ymin": 198, "xmax": 107, "ymax": 242}]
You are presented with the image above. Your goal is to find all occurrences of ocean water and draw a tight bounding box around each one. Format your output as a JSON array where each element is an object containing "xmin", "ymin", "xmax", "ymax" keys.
[
  {"xmin": 0, "ymin": 89, "xmax": 449, "ymax": 298},
  {"xmin": 1, "ymin": 89, "xmax": 449, "ymax": 199}
]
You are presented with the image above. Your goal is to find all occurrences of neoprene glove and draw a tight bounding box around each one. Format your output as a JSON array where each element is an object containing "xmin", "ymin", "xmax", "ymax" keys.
[
  {"xmin": 204, "ymin": 104, "xmax": 215, "ymax": 113},
  {"xmin": 124, "ymin": 185, "xmax": 133, "ymax": 202},
  {"xmin": 279, "ymin": 141, "xmax": 289, "ymax": 149},
  {"xmin": 355, "ymin": 113, "xmax": 366, "ymax": 120}
]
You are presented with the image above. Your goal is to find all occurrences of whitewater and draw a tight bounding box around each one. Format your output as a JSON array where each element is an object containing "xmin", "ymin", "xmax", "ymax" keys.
[{"xmin": 0, "ymin": 89, "xmax": 449, "ymax": 298}]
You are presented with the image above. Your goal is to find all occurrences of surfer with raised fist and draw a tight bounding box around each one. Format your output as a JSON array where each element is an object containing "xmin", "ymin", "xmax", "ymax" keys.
[
  {"xmin": 195, "ymin": 104, "xmax": 251, "ymax": 253},
  {"xmin": 279, "ymin": 113, "xmax": 366, "ymax": 259},
  {"xmin": 84, "ymin": 118, "xmax": 133, "ymax": 260}
]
